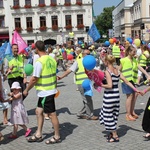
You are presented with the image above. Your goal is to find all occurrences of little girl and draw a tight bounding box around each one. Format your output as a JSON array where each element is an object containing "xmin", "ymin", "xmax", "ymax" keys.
[
  {"xmin": 7, "ymin": 82, "xmax": 31, "ymax": 139},
  {"xmin": 99, "ymin": 55, "xmax": 140, "ymax": 143}
]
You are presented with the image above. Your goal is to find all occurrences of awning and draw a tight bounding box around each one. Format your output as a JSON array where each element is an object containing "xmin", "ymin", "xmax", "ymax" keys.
[{"xmin": 0, "ymin": 34, "xmax": 9, "ymax": 39}]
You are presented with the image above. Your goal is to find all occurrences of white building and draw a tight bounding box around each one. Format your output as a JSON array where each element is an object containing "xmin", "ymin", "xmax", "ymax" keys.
[
  {"xmin": 112, "ymin": 0, "xmax": 150, "ymax": 42},
  {"xmin": 0, "ymin": 0, "xmax": 93, "ymax": 45}
]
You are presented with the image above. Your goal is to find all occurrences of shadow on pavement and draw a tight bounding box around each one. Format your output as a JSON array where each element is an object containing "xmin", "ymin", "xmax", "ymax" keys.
[
  {"xmin": 117, "ymin": 125, "xmax": 144, "ymax": 137},
  {"xmin": 119, "ymin": 109, "xmax": 144, "ymax": 116},
  {"xmin": 102, "ymin": 125, "xmax": 144, "ymax": 139},
  {"xmin": 0, "ymin": 126, "xmax": 37, "ymax": 145},
  {"xmin": 57, "ymin": 107, "xmax": 74, "ymax": 115},
  {"xmin": 42, "ymin": 122, "xmax": 78, "ymax": 141}
]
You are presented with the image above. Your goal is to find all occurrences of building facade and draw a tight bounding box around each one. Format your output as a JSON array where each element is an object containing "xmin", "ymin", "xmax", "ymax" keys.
[
  {"xmin": 0, "ymin": 0, "xmax": 93, "ymax": 45},
  {"xmin": 113, "ymin": 0, "xmax": 150, "ymax": 42}
]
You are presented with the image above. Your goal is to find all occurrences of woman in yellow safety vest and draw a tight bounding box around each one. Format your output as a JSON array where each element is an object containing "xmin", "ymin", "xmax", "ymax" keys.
[
  {"xmin": 139, "ymin": 45, "xmax": 150, "ymax": 82},
  {"xmin": 119, "ymin": 45, "xmax": 150, "ymax": 121}
]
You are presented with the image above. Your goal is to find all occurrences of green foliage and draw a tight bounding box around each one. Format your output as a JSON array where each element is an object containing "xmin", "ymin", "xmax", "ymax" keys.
[{"xmin": 95, "ymin": 6, "xmax": 115, "ymax": 38}]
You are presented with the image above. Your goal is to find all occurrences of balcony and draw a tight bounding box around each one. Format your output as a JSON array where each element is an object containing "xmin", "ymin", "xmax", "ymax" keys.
[
  {"xmin": 50, "ymin": 3, "xmax": 57, "ymax": 7},
  {"xmin": 65, "ymin": 25, "xmax": 72, "ymax": 30},
  {"xmin": 77, "ymin": 24, "xmax": 84, "ymax": 29},
  {"xmin": 15, "ymin": 27, "xmax": 22, "ymax": 32},
  {"xmin": 76, "ymin": 2, "xmax": 82, "ymax": 6},
  {"xmin": 39, "ymin": 26, "xmax": 47, "ymax": 31},
  {"xmin": 64, "ymin": 2, "xmax": 71, "ymax": 6},
  {"xmin": 38, "ymin": 4, "xmax": 46, "ymax": 7},
  {"xmin": 13, "ymin": 5, "xmax": 20, "ymax": 9},
  {"xmin": 24, "ymin": 4, "xmax": 32, "ymax": 8},
  {"xmin": 52, "ymin": 25, "xmax": 58, "ymax": 30},
  {"xmin": 26, "ymin": 27, "xmax": 33, "ymax": 32}
]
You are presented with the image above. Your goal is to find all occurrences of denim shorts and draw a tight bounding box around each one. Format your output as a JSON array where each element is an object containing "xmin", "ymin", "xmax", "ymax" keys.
[{"xmin": 121, "ymin": 81, "xmax": 135, "ymax": 94}]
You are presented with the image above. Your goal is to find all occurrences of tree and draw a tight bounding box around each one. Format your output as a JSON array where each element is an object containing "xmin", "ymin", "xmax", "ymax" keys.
[{"xmin": 95, "ymin": 6, "xmax": 115, "ymax": 40}]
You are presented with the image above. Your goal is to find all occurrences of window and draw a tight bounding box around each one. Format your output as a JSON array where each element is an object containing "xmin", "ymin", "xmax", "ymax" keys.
[
  {"xmin": 27, "ymin": 40, "xmax": 34, "ymax": 46},
  {"xmin": 40, "ymin": 16, "xmax": 46, "ymax": 27},
  {"xmin": 39, "ymin": 0, "xmax": 45, "ymax": 4},
  {"xmin": 65, "ymin": 15, "xmax": 71, "ymax": 26},
  {"xmin": 65, "ymin": 0, "xmax": 70, "ymax": 3},
  {"xmin": 26, "ymin": 17, "xmax": 32, "ymax": 28},
  {"xmin": 25, "ymin": 0, "xmax": 31, "ymax": 5},
  {"xmin": 76, "ymin": 0, "xmax": 82, "ymax": 2},
  {"xmin": 0, "ymin": 0, "xmax": 3, "ymax": 7},
  {"xmin": 51, "ymin": 16, "xmax": 58, "ymax": 26},
  {"xmin": 51, "ymin": 0, "xmax": 56, "ymax": 4},
  {"xmin": 76, "ymin": 0, "xmax": 82, "ymax": 5},
  {"xmin": 13, "ymin": 0, "xmax": 19, "ymax": 6},
  {"xmin": 0, "ymin": 16, "xmax": 4, "ymax": 27},
  {"xmin": 64, "ymin": 0, "xmax": 71, "ymax": 6},
  {"xmin": 77, "ymin": 14, "xmax": 83, "ymax": 25},
  {"xmin": 14, "ymin": 18, "xmax": 21, "ymax": 28}
]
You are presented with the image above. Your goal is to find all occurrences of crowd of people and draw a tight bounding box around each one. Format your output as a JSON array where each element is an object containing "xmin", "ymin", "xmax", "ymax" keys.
[{"xmin": 0, "ymin": 39, "xmax": 150, "ymax": 144}]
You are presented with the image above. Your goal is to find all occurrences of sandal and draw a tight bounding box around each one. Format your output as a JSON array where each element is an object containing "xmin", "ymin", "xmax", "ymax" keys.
[
  {"xmin": 8, "ymin": 134, "xmax": 17, "ymax": 139},
  {"xmin": 0, "ymin": 135, "xmax": 4, "ymax": 142},
  {"xmin": 143, "ymin": 133, "xmax": 150, "ymax": 139},
  {"xmin": 27, "ymin": 135, "xmax": 43, "ymax": 142},
  {"xmin": 106, "ymin": 132, "xmax": 113, "ymax": 140},
  {"xmin": 45, "ymin": 136, "xmax": 61, "ymax": 144},
  {"xmin": 107, "ymin": 137, "xmax": 119, "ymax": 143}
]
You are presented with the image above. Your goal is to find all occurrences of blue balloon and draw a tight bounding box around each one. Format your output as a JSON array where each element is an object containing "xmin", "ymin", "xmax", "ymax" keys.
[
  {"xmin": 62, "ymin": 49, "xmax": 64, "ymax": 53},
  {"xmin": 78, "ymin": 41, "xmax": 83, "ymax": 45},
  {"xmin": 82, "ymin": 79, "xmax": 91, "ymax": 90},
  {"xmin": 82, "ymin": 55, "xmax": 96, "ymax": 70},
  {"xmin": 126, "ymin": 37, "xmax": 131, "ymax": 41},
  {"xmin": 142, "ymin": 41, "xmax": 146, "ymax": 45},
  {"xmin": 70, "ymin": 52, "xmax": 74, "ymax": 55},
  {"xmin": 104, "ymin": 41, "xmax": 110, "ymax": 47},
  {"xmin": 128, "ymin": 38, "xmax": 133, "ymax": 44}
]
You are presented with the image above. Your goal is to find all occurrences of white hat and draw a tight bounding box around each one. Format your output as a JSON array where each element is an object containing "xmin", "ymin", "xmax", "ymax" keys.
[{"xmin": 11, "ymin": 82, "xmax": 21, "ymax": 89}]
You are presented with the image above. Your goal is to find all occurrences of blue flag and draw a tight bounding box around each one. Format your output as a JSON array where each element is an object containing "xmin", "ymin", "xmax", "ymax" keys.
[
  {"xmin": 5, "ymin": 42, "xmax": 13, "ymax": 61},
  {"xmin": 0, "ymin": 42, "xmax": 7, "ymax": 64},
  {"xmin": 88, "ymin": 23, "xmax": 101, "ymax": 42}
]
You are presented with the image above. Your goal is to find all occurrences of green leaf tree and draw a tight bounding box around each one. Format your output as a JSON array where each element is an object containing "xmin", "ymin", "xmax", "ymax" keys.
[{"xmin": 95, "ymin": 6, "xmax": 115, "ymax": 40}]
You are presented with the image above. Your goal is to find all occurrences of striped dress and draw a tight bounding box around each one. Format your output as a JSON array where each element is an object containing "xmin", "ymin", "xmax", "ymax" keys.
[{"xmin": 99, "ymin": 69, "xmax": 120, "ymax": 131}]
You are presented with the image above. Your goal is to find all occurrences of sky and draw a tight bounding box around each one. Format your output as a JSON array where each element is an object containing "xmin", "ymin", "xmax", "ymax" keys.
[{"xmin": 93, "ymin": 0, "xmax": 122, "ymax": 16}]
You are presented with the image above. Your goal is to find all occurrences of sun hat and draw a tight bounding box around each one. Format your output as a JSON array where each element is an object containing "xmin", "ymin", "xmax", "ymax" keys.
[{"xmin": 11, "ymin": 82, "xmax": 21, "ymax": 89}]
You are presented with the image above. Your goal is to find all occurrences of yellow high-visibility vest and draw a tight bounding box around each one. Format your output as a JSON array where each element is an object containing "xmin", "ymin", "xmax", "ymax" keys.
[
  {"xmin": 120, "ymin": 57, "xmax": 138, "ymax": 83},
  {"xmin": 35, "ymin": 55, "xmax": 57, "ymax": 90},
  {"xmin": 112, "ymin": 45, "xmax": 120, "ymax": 58},
  {"xmin": 7, "ymin": 55, "xmax": 24, "ymax": 79},
  {"xmin": 75, "ymin": 58, "xmax": 88, "ymax": 85}
]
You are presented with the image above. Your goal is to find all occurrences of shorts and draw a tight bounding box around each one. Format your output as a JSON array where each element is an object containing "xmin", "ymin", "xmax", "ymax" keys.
[
  {"xmin": 37, "ymin": 94, "xmax": 55, "ymax": 113},
  {"xmin": 121, "ymin": 81, "xmax": 135, "ymax": 94}
]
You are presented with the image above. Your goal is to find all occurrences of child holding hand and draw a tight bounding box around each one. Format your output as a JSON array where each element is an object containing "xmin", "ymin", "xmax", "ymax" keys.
[{"xmin": 6, "ymin": 82, "xmax": 31, "ymax": 139}]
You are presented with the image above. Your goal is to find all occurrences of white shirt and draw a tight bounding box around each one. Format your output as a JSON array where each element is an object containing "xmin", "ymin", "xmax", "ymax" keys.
[{"xmin": 49, "ymin": 53, "xmax": 55, "ymax": 58}]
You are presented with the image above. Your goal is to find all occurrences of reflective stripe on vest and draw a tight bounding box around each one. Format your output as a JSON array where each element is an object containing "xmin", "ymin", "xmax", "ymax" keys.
[
  {"xmin": 112, "ymin": 45, "xmax": 120, "ymax": 58},
  {"xmin": 139, "ymin": 54, "xmax": 147, "ymax": 66},
  {"xmin": 139, "ymin": 51, "xmax": 149, "ymax": 66},
  {"xmin": 7, "ymin": 55, "xmax": 24, "ymax": 79},
  {"xmin": 35, "ymin": 55, "xmax": 57, "ymax": 90},
  {"xmin": 120, "ymin": 57, "xmax": 138, "ymax": 83},
  {"xmin": 75, "ymin": 58, "xmax": 88, "ymax": 85}
]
